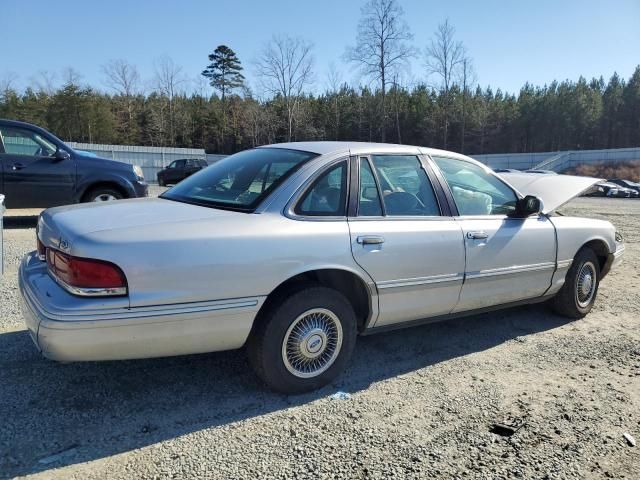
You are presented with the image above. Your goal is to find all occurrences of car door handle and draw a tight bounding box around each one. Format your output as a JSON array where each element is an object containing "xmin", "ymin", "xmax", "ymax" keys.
[
  {"xmin": 467, "ymin": 231, "xmax": 489, "ymax": 240},
  {"xmin": 357, "ymin": 235, "xmax": 385, "ymax": 245},
  {"xmin": 11, "ymin": 163, "xmax": 25, "ymax": 171}
]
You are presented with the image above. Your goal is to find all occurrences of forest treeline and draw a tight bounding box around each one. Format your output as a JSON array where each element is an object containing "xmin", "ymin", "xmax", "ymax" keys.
[{"xmin": 1, "ymin": 1, "xmax": 638, "ymax": 155}]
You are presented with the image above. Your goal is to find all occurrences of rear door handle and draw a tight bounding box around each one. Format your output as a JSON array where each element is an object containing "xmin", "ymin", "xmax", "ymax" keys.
[
  {"xmin": 11, "ymin": 163, "xmax": 25, "ymax": 171},
  {"xmin": 467, "ymin": 231, "xmax": 488, "ymax": 240},
  {"xmin": 357, "ymin": 235, "xmax": 385, "ymax": 245}
]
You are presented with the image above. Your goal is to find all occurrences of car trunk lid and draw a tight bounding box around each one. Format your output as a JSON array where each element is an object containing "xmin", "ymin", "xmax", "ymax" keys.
[{"xmin": 38, "ymin": 197, "xmax": 243, "ymax": 249}]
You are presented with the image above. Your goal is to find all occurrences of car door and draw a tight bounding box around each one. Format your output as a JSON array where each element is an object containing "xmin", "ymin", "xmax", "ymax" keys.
[
  {"xmin": 348, "ymin": 154, "xmax": 465, "ymax": 328},
  {"xmin": 431, "ymin": 155, "xmax": 556, "ymax": 312},
  {"xmin": 171, "ymin": 159, "xmax": 187, "ymax": 183},
  {"xmin": 0, "ymin": 125, "xmax": 75, "ymax": 208},
  {"xmin": 184, "ymin": 159, "xmax": 200, "ymax": 178}
]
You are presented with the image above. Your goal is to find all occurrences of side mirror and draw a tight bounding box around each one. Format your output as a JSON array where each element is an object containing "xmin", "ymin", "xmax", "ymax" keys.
[
  {"xmin": 55, "ymin": 149, "xmax": 71, "ymax": 161},
  {"xmin": 517, "ymin": 195, "xmax": 543, "ymax": 216}
]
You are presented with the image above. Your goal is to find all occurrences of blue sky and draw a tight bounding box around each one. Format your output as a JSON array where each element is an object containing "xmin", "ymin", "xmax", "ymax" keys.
[{"xmin": 2, "ymin": 0, "xmax": 639, "ymax": 95}]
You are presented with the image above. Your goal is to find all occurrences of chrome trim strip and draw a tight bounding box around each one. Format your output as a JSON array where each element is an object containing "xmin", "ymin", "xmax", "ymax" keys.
[
  {"xmin": 377, "ymin": 273, "xmax": 464, "ymax": 289},
  {"xmin": 613, "ymin": 245, "xmax": 625, "ymax": 258},
  {"xmin": 556, "ymin": 259, "xmax": 573, "ymax": 269},
  {"xmin": 466, "ymin": 262, "xmax": 556, "ymax": 280}
]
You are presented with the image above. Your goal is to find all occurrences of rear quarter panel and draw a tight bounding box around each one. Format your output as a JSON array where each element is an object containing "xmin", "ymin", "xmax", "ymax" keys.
[{"xmin": 72, "ymin": 213, "xmax": 364, "ymax": 308}]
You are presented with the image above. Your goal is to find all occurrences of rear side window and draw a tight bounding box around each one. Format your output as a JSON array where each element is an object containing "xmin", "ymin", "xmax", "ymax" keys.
[
  {"xmin": 368, "ymin": 155, "xmax": 440, "ymax": 216},
  {"xmin": 295, "ymin": 161, "xmax": 348, "ymax": 217},
  {"xmin": 433, "ymin": 156, "xmax": 517, "ymax": 215},
  {"xmin": 358, "ymin": 158, "xmax": 383, "ymax": 216}
]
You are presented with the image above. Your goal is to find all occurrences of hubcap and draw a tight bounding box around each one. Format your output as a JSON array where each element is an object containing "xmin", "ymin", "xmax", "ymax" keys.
[
  {"xmin": 576, "ymin": 261, "xmax": 597, "ymax": 308},
  {"xmin": 93, "ymin": 193, "xmax": 117, "ymax": 202},
  {"xmin": 282, "ymin": 308, "xmax": 343, "ymax": 378}
]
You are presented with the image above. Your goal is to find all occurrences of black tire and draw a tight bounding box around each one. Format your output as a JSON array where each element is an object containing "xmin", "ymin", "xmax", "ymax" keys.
[
  {"xmin": 84, "ymin": 187, "xmax": 124, "ymax": 203},
  {"xmin": 158, "ymin": 178, "xmax": 165, "ymax": 187},
  {"xmin": 550, "ymin": 247, "xmax": 600, "ymax": 319},
  {"xmin": 247, "ymin": 286, "xmax": 357, "ymax": 394}
]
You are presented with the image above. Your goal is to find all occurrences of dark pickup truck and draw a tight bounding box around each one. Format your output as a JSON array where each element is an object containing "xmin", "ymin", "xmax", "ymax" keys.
[{"xmin": 0, "ymin": 119, "xmax": 148, "ymax": 208}]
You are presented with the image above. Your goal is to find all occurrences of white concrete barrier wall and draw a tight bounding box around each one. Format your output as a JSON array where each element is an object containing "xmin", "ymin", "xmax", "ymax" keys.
[{"xmin": 62, "ymin": 142, "xmax": 640, "ymax": 179}]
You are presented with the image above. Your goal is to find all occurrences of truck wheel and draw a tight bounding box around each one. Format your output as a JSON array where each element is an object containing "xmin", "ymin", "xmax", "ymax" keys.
[
  {"xmin": 85, "ymin": 188, "xmax": 123, "ymax": 202},
  {"xmin": 158, "ymin": 178, "xmax": 165, "ymax": 187},
  {"xmin": 550, "ymin": 247, "xmax": 600, "ymax": 319},
  {"xmin": 247, "ymin": 286, "xmax": 357, "ymax": 394}
]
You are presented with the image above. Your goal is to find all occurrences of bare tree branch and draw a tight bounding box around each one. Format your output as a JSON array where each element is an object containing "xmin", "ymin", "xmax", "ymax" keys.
[
  {"xmin": 254, "ymin": 35, "xmax": 314, "ymax": 141},
  {"xmin": 425, "ymin": 18, "xmax": 466, "ymax": 148},
  {"xmin": 102, "ymin": 59, "xmax": 140, "ymax": 96},
  {"xmin": 345, "ymin": 0, "xmax": 415, "ymax": 141}
]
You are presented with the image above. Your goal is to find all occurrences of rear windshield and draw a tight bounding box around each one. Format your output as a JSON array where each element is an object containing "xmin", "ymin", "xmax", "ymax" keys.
[{"xmin": 161, "ymin": 148, "xmax": 317, "ymax": 211}]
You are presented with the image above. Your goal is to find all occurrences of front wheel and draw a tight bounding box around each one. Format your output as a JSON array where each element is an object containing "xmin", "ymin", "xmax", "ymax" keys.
[
  {"xmin": 550, "ymin": 247, "xmax": 600, "ymax": 319},
  {"xmin": 247, "ymin": 286, "xmax": 357, "ymax": 394},
  {"xmin": 85, "ymin": 187, "xmax": 123, "ymax": 203}
]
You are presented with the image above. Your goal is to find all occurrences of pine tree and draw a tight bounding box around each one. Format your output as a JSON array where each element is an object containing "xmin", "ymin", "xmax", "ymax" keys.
[{"xmin": 201, "ymin": 45, "xmax": 245, "ymax": 101}]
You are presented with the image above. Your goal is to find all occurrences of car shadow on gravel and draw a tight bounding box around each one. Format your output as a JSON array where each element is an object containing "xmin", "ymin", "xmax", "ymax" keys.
[{"xmin": 0, "ymin": 304, "xmax": 571, "ymax": 478}]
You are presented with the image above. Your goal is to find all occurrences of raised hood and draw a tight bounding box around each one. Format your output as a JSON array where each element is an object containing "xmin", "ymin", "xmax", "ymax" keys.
[{"xmin": 497, "ymin": 172, "xmax": 602, "ymax": 214}]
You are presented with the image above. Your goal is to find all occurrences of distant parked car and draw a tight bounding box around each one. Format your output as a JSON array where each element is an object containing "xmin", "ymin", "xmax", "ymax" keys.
[
  {"xmin": 0, "ymin": 119, "xmax": 148, "ymax": 208},
  {"xmin": 525, "ymin": 169, "xmax": 558, "ymax": 175},
  {"xmin": 587, "ymin": 181, "xmax": 630, "ymax": 198},
  {"xmin": 20, "ymin": 142, "xmax": 624, "ymax": 393},
  {"xmin": 157, "ymin": 158, "xmax": 208, "ymax": 186},
  {"xmin": 609, "ymin": 179, "xmax": 640, "ymax": 195}
]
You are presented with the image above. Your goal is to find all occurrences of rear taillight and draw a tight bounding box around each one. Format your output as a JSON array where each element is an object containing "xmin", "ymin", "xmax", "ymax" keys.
[{"xmin": 46, "ymin": 248, "xmax": 127, "ymax": 296}]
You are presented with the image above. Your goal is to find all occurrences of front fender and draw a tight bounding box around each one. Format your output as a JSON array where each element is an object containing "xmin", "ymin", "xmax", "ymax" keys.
[{"xmin": 74, "ymin": 173, "xmax": 137, "ymax": 202}]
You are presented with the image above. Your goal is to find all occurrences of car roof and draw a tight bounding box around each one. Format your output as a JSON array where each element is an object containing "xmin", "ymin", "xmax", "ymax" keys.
[{"xmin": 261, "ymin": 141, "xmax": 479, "ymax": 164}]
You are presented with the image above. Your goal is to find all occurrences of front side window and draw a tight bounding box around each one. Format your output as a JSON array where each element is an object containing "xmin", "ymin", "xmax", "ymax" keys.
[
  {"xmin": 433, "ymin": 156, "xmax": 517, "ymax": 215},
  {"xmin": 162, "ymin": 148, "xmax": 317, "ymax": 212},
  {"xmin": 0, "ymin": 126, "xmax": 57, "ymax": 157},
  {"xmin": 368, "ymin": 155, "xmax": 440, "ymax": 216},
  {"xmin": 295, "ymin": 161, "xmax": 348, "ymax": 217}
]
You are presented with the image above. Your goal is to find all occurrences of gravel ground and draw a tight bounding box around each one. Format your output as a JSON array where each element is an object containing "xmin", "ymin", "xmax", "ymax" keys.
[{"xmin": 0, "ymin": 197, "xmax": 638, "ymax": 479}]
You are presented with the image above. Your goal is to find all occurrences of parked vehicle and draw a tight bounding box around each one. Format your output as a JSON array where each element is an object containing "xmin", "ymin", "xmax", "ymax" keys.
[
  {"xmin": 589, "ymin": 181, "xmax": 635, "ymax": 198},
  {"xmin": 20, "ymin": 142, "xmax": 625, "ymax": 393},
  {"xmin": 157, "ymin": 158, "xmax": 208, "ymax": 186},
  {"xmin": 0, "ymin": 119, "xmax": 148, "ymax": 208},
  {"xmin": 609, "ymin": 179, "xmax": 640, "ymax": 196}
]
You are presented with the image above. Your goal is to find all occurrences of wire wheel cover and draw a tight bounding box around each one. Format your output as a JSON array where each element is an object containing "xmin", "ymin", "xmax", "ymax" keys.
[{"xmin": 282, "ymin": 308, "xmax": 343, "ymax": 378}]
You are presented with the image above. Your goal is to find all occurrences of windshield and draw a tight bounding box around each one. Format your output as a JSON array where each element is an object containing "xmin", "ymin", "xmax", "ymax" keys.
[{"xmin": 161, "ymin": 148, "xmax": 317, "ymax": 211}]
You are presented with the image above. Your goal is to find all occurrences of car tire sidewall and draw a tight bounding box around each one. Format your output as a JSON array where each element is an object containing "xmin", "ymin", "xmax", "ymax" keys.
[
  {"xmin": 570, "ymin": 252, "xmax": 600, "ymax": 316},
  {"xmin": 553, "ymin": 248, "xmax": 600, "ymax": 319},
  {"xmin": 87, "ymin": 188, "xmax": 123, "ymax": 202},
  {"xmin": 252, "ymin": 287, "xmax": 357, "ymax": 394}
]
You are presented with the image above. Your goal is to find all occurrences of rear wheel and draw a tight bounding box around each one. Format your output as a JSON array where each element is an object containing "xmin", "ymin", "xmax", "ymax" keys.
[
  {"xmin": 550, "ymin": 247, "xmax": 600, "ymax": 319},
  {"xmin": 247, "ymin": 286, "xmax": 357, "ymax": 394},
  {"xmin": 85, "ymin": 187, "xmax": 123, "ymax": 203}
]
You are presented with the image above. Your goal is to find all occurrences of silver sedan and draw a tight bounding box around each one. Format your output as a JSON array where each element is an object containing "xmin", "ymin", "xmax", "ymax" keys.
[{"xmin": 19, "ymin": 142, "xmax": 625, "ymax": 393}]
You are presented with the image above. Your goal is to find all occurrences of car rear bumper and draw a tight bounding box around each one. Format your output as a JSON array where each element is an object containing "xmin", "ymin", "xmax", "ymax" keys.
[{"xmin": 19, "ymin": 251, "xmax": 264, "ymax": 362}]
